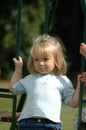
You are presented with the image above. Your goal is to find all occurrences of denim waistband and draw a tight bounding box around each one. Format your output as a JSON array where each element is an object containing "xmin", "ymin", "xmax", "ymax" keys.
[
  {"xmin": 18, "ymin": 118, "xmax": 62, "ymax": 130},
  {"xmin": 19, "ymin": 117, "xmax": 61, "ymax": 125}
]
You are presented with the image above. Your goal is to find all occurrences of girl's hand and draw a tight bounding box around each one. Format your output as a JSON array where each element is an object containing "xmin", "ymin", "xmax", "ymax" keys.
[
  {"xmin": 80, "ymin": 43, "xmax": 86, "ymax": 57},
  {"xmin": 78, "ymin": 72, "xmax": 86, "ymax": 85},
  {"xmin": 10, "ymin": 56, "xmax": 23, "ymax": 92},
  {"xmin": 13, "ymin": 56, "xmax": 23, "ymax": 71}
]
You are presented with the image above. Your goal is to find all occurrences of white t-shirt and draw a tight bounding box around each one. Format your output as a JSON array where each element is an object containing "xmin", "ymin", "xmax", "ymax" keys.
[{"xmin": 13, "ymin": 73, "xmax": 74, "ymax": 122}]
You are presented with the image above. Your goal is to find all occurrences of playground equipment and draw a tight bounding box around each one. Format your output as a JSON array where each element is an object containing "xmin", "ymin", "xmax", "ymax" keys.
[{"xmin": 0, "ymin": 0, "xmax": 59, "ymax": 130}]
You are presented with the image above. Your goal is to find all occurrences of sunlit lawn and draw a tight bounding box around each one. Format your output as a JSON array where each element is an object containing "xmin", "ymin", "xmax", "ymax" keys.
[
  {"xmin": 0, "ymin": 80, "xmax": 78, "ymax": 130},
  {"xmin": 61, "ymin": 103, "xmax": 78, "ymax": 130}
]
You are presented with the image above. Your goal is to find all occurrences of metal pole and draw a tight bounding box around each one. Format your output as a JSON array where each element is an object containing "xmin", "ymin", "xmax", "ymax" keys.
[
  {"xmin": 43, "ymin": 0, "xmax": 59, "ymax": 34},
  {"xmin": 43, "ymin": 0, "xmax": 50, "ymax": 34},
  {"xmin": 78, "ymin": 0, "xmax": 86, "ymax": 129},
  {"xmin": 15, "ymin": 0, "xmax": 22, "ymax": 59}
]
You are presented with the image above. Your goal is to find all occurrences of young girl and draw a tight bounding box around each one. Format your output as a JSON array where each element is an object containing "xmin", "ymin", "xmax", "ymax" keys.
[{"xmin": 10, "ymin": 34, "xmax": 86, "ymax": 130}]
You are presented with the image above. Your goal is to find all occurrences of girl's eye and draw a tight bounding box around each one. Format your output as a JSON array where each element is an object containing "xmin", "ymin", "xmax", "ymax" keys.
[
  {"xmin": 44, "ymin": 58, "xmax": 49, "ymax": 61},
  {"xmin": 34, "ymin": 58, "xmax": 39, "ymax": 61}
]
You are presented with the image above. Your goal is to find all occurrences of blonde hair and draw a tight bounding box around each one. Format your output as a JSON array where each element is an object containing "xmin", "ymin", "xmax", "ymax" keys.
[{"xmin": 27, "ymin": 34, "xmax": 68, "ymax": 75}]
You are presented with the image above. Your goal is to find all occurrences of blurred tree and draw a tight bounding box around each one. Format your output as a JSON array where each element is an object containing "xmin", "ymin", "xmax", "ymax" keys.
[
  {"xmin": 0, "ymin": 0, "xmax": 45, "ymax": 79},
  {"xmin": 0, "ymin": 0, "xmax": 84, "ymax": 80}
]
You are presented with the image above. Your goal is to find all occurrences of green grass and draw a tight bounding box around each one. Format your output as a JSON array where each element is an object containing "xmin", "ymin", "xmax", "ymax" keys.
[
  {"xmin": 0, "ymin": 80, "xmax": 78, "ymax": 130},
  {"xmin": 61, "ymin": 103, "xmax": 78, "ymax": 130}
]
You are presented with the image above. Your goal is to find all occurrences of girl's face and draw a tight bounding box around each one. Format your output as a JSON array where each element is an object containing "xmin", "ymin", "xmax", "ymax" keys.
[{"xmin": 33, "ymin": 49, "xmax": 55, "ymax": 74}]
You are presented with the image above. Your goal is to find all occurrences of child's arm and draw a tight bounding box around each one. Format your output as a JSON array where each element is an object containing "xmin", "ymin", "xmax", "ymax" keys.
[
  {"xmin": 80, "ymin": 43, "xmax": 86, "ymax": 57},
  {"xmin": 69, "ymin": 72, "xmax": 86, "ymax": 107},
  {"xmin": 70, "ymin": 43, "xmax": 86, "ymax": 107},
  {"xmin": 10, "ymin": 56, "xmax": 23, "ymax": 92}
]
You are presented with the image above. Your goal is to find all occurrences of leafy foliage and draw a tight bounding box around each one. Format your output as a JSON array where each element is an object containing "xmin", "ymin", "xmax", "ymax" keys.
[
  {"xmin": 0, "ymin": 0, "xmax": 84, "ymax": 79},
  {"xmin": 0, "ymin": 1, "xmax": 45, "ymax": 79}
]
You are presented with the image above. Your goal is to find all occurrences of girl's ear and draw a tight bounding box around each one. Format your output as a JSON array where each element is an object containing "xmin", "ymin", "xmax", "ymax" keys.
[{"xmin": 55, "ymin": 63, "xmax": 59, "ymax": 70}]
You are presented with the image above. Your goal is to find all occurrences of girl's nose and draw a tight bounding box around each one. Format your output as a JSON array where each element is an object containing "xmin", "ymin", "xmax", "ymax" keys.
[{"xmin": 39, "ymin": 61, "xmax": 44, "ymax": 65}]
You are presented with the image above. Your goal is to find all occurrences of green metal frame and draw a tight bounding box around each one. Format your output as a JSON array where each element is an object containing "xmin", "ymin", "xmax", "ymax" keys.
[
  {"xmin": 78, "ymin": 0, "xmax": 86, "ymax": 130},
  {"xmin": 15, "ymin": 0, "xmax": 22, "ymax": 59},
  {"xmin": 43, "ymin": 0, "xmax": 59, "ymax": 34}
]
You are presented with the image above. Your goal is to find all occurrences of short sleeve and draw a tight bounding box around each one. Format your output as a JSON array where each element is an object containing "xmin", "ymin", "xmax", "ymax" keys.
[
  {"xmin": 13, "ymin": 81, "xmax": 26, "ymax": 95},
  {"xmin": 61, "ymin": 76, "xmax": 75, "ymax": 104}
]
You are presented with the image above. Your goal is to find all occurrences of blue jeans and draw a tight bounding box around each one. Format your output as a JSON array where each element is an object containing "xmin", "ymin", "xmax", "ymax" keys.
[{"xmin": 18, "ymin": 118, "xmax": 62, "ymax": 130}]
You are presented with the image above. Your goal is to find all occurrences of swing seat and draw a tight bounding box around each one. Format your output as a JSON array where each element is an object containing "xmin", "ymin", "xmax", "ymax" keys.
[
  {"xmin": 0, "ymin": 88, "xmax": 20, "ymax": 130},
  {"xmin": 0, "ymin": 88, "xmax": 26, "ymax": 130},
  {"xmin": 0, "ymin": 110, "xmax": 20, "ymax": 122}
]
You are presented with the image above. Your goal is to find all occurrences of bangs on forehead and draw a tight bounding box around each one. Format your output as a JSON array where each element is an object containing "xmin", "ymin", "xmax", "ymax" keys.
[{"xmin": 31, "ymin": 42, "xmax": 55, "ymax": 57}]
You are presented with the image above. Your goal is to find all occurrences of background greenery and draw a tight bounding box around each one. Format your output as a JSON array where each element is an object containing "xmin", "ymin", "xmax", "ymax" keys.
[
  {"xmin": 0, "ymin": 0, "xmax": 84, "ymax": 80},
  {"xmin": 0, "ymin": 0, "xmax": 45, "ymax": 79}
]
